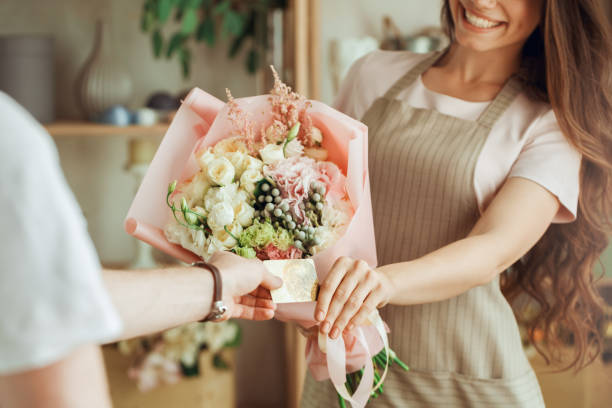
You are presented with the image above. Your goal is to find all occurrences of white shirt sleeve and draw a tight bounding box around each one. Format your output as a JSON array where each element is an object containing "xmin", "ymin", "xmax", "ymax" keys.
[
  {"xmin": 0, "ymin": 92, "xmax": 122, "ymax": 374},
  {"xmin": 508, "ymin": 109, "xmax": 582, "ymax": 223}
]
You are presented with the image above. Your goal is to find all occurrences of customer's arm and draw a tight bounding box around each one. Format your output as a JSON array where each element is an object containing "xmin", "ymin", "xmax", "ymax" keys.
[{"xmin": 103, "ymin": 251, "xmax": 282, "ymax": 340}]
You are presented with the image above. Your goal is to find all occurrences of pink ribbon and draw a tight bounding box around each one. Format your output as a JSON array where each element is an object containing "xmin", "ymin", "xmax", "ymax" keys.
[{"xmin": 305, "ymin": 323, "xmax": 386, "ymax": 408}]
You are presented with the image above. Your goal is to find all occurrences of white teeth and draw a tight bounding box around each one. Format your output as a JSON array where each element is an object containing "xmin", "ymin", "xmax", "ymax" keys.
[{"xmin": 465, "ymin": 9, "xmax": 501, "ymax": 29}]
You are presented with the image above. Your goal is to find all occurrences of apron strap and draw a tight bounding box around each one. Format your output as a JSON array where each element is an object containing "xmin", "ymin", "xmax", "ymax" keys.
[
  {"xmin": 382, "ymin": 49, "xmax": 523, "ymax": 129},
  {"xmin": 475, "ymin": 76, "xmax": 523, "ymax": 129},
  {"xmin": 383, "ymin": 51, "xmax": 444, "ymax": 101}
]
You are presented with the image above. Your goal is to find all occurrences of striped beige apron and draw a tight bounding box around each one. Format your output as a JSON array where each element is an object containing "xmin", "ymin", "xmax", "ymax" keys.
[{"xmin": 301, "ymin": 53, "xmax": 545, "ymax": 407}]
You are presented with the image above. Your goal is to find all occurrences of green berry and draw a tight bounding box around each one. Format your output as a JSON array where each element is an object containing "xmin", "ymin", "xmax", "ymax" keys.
[{"xmin": 261, "ymin": 183, "xmax": 270, "ymax": 192}]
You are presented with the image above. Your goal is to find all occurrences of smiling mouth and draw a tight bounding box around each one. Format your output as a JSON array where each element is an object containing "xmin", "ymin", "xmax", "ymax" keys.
[{"xmin": 462, "ymin": 6, "xmax": 504, "ymax": 29}]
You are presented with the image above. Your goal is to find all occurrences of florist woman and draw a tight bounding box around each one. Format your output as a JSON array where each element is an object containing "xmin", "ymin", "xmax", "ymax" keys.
[{"xmin": 301, "ymin": 0, "xmax": 612, "ymax": 406}]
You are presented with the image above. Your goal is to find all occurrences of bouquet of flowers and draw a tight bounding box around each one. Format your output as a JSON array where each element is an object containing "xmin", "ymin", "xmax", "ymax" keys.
[
  {"xmin": 163, "ymin": 70, "xmax": 353, "ymax": 264},
  {"xmin": 125, "ymin": 69, "xmax": 407, "ymax": 407},
  {"xmin": 117, "ymin": 321, "xmax": 240, "ymax": 391}
]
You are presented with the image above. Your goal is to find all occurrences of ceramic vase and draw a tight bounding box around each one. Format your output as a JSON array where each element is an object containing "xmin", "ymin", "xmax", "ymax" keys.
[{"xmin": 75, "ymin": 20, "xmax": 132, "ymax": 121}]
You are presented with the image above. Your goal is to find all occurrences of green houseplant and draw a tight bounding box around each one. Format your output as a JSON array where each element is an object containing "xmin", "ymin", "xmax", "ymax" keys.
[{"xmin": 140, "ymin": 0, "xmax": 287, "ymax": 78}]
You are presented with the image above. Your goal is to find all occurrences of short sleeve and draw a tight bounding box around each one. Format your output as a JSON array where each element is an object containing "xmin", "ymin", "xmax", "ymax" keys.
[
  {"xmin": 508, "ymin": 109, "xmax": 582, "ymax": 223},
  {"xmin": 332, "ymin": 52, "xmax": 372, "ymax": 118},
  {"xmin": 0, "ymin": 93, "xmax": 122, "ymax": 374}
]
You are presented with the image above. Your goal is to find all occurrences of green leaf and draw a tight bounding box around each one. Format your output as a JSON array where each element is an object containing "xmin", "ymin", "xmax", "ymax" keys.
[
  {"xmin": 228, "ymin": 31, "xmax": 247, "ymax": 58},
  {"xmin": 188, "ymin": 0, "xmax": 203, "ymax": 7},
  {"xmin": 196, "ymin": 17, "xmax": 216, "ymax": 46},
  {"xmin": 181, "ymin": 8, "xmax": 198, "ymax": 34},
  {"xmin": 180, "ymin": 47, "xmax": 192, "ymax": 78},
  {"xmin": 222, "ymin": 10, "xmax": 245, "ymax": 37},
  {"xmin": 213, "ymin": 0, "xmax": 231, "ymax": 16},
  {"xmin": 246, "ymin": 48, "xmax": 259, "ymax": 74},
  {"xmin": 213, "ymin": 353, "xmax": 230, "ymax": 369},
  {"xmin": 180, "ymin": 360, "xmax": 200, "ymax": 376},
  {"xmin": 166, "ymin": 33, "xmax": 185, "ymax": 58},
  {"xmin": 157, "ymin": 0, "xmax": 174, "ymax": 23},
  {"xmin": 152, "ymin": 29, "xmax": 163, "ymax": 58},
  {"xmin": 140, "ymin": 7, "xmax": 155, "ymax": 32},
  {"xmin": 223, "ymin": 322, "xmax": 242, "ymax": 348}
]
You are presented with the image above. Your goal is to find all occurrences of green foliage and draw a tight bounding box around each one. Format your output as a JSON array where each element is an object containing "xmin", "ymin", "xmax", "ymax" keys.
[{"xmin": 140, "ymin": 0, "xmax": 288, "ymax": 78}]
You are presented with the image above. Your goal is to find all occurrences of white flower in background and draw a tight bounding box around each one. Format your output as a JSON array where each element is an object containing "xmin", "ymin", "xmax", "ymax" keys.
[
  {"xmin": 196, "ymin": 147, "xmax": 216, "ymax": 171},
  {"xmin": 213, "ymin": 222, "xmax": 242, "ymax": 248},
  {"xmin": 213, "ymin": 136, "xmax": 248, "ymax": 156},
  {"xmin": 204, "ymin": 183, "xmax": 239, "ymax": 211},
  {"xmin": 234, "ymin": 200, "xmax": 255, "ymax": 227},
  {"xmin": 208, "ymin": 202, "xmax": 235, "ymax": 231},
  {"xmin": 118, "ymin": 338, "xmax": 144, "ymax": 356},
  {"xmin": 207, "ymin": 157, "xmax": 235, "ymax": 186},
  {"xmin": 239, "ymin": 168, "xmax": 263, "ymax": 194},
  {"xmin": 131, "ymin": 350, "xmax": 181, "ymax": 392},
  {"xmin": 259, "ymin": 143, "xmax": 285, "ymax": 165},
  {"xmin": 203, "ymin": 321, "xmax": 239, "ymax": 353},
  {"xmin": 284, "ymin": 138, "xmax": 304, "ymax": 158}
]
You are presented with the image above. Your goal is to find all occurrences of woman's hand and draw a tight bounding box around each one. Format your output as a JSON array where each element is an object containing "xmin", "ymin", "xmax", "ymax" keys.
[
  {"xmin": 210, "ymin": 251, "xmax": 283, "ymax": 321},
  {"xmin": 315, "ymin": 256, "xmax": 394, "ymax": 339}
]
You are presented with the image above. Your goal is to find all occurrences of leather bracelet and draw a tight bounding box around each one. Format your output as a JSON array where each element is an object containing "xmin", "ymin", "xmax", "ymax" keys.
[{"xmin": 192, "ymin": 261, "xmax": 228, "ymax": 322}]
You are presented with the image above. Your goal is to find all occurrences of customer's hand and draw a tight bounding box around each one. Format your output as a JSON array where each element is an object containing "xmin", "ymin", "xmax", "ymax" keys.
[
  {"xmin": 315, "ymin": 256, "xmax": 393, "ymax": 339},
  {"xmin": 209, "ymin": 251, "xmax": 282, "ymax": 321}
]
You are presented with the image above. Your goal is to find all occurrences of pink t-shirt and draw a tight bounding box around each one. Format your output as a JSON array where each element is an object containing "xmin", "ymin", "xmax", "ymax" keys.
[{"xmin": 334, "ymin": 50, "xmax": 581, "ymax": 223}]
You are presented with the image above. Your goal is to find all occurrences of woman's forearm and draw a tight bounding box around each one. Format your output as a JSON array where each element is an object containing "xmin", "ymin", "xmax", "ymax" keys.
[
  {"xmin": 378, "ymin": 233, "xmax": 507, "ymax": 306},
  {"xmin": 102, "ymin": 267, "xmax": 213, "ymax": 341}
]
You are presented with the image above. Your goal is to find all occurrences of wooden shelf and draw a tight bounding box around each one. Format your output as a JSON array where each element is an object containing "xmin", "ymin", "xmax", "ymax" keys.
[{"xmin": 45, "ymin": 121, "xmax": 169, "ymax": 138}]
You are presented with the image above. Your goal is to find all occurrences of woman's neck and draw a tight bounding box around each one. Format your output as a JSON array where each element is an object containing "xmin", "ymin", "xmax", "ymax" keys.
[
  {"xmin": 439, "ymin": 43, "xmax": 523, "ymax": 86},
  {"xmin": 421, "ymin": 42, "xmax": 523, "ymax": 102}
]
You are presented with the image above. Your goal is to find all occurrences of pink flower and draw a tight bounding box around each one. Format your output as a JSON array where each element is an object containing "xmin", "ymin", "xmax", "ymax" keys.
[{"xmin": 256, "ymin": 243, "xmax": 303, "ymax": 260}]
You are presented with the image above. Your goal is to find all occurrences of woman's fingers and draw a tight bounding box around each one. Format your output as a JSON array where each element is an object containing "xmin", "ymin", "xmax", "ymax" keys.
[
  {"xmin": 346, "ymin": 290, "xmax": 382, "ymax": 329},
  {"xmin": 231, "ymin": 295, "xmax": 276, "ymax": 320},
  {"xmin": 329, "ymin": 270, "xmax": 378, "ymax": 338},
  {"xmin": 320, "ymin": 259, "xmax": 370, "ymax": 336},
  {"xmin": 315, "ymin": 257, "xmax": 353, "ymax": 322}
]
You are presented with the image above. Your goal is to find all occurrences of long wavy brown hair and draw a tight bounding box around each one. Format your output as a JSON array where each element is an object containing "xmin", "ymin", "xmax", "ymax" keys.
[{"xmin": 442, "ymin": 0, "xmax": 612, "ymax": 370}]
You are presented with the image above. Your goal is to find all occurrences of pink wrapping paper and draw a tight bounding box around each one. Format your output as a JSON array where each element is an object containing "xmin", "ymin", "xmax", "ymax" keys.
[{"xmin": 125, "ymin": 87, "xmax": 382, "ymax": 406}]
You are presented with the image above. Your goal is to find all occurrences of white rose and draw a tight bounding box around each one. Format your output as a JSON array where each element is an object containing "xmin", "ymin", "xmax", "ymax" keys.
[
  {"xmin": 259, "ymin": 144, "xmax": 285, "ymax": 165},
  {"xmin": 213, "ymin": 222, "xmax": 242, "ymax": 249},
  {"xmin": 196, "ymin": 147, "xmax": 216, "ymax": 171},
  {"xmin": 311, "ymin": 126, "xmax": 323, "ymax": 144},
  {"xmin": 203, "ymin": 184, "xmax": 239, "ymax": 211},
  {"xmin": 310, "ymin": 226, "xmax": 338, "ymax": 255},
  {"xmin": 204, "ymin": 236, "xmax": 225, "ymax": 260},
  {"xmin": 239, "ymin": 168, "xmax": 263, "ymax": 194},
  {"xmin": 207, "ymin": 157, "xmax": 235, "ymax": 186},
  {"xmin": 207, "ymin": 202, "xmax": 235, "ymax": 231},
  {"xmin": 181, "ymin": 172, "xmax": 211, "ymax": 207},
  {"xmin": 244, "ymin": 156, "xmax": 264, "ymax": 172},
  {"xmin": 225, "ymin": 151, "xmax": 249, "ymax": 177},
  {"xmin": 234, "ymin": 200, "xmax": 255, "ymax": 227},
  {"xmin": 213, "ymin": 136, "xmax": 248, "ymax": 155}
]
